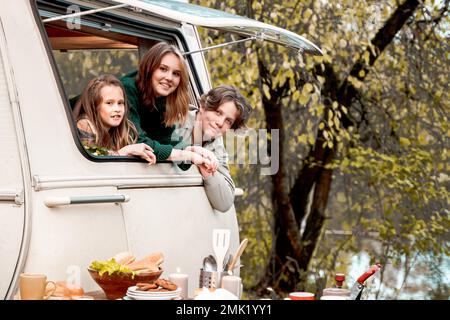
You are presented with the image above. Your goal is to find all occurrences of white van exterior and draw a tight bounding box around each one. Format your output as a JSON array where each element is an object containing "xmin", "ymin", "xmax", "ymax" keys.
[{"xmin": 0, "ymin": 0, "xmax": 321, "ymax": 299}]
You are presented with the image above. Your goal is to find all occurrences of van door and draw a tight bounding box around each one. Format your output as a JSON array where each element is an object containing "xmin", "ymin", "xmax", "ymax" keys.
[
  {"xmin": 0, "ymin": 20, "xmax": 26, "ymax": 300},
  {"xmin": 110, "ymin": 0, "xmax": 323, "ymax": 55}
]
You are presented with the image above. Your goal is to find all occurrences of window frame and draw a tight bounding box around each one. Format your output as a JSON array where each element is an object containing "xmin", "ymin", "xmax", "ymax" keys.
[{"xmin": 32, "ymin": 0, "xmax": 204, "ymax": 163}]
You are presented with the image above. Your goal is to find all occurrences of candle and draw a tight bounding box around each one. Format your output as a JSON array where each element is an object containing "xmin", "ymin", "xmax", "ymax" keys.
[
  {"xmin": 169, "ymin": 273, "xmax": 189, "ymax": 299},
  {"xmin": 221, "ymin": 275, "xmax": 242, "ymax": 299}
]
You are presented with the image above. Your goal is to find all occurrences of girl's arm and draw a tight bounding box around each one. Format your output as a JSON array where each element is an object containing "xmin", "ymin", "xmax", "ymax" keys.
[{"xmin": 116, "ymin": 143, "xmax": 156, "ymax": 164}]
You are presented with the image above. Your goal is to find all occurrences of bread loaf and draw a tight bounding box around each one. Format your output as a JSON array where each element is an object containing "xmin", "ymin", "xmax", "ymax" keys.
[
  {"xmin": 127, "ymin": 252, "xmax": 164, "ymax": 272},
  {"xmin": 112, "ymin": 251, "xmax": 135, "ymax": 265}
]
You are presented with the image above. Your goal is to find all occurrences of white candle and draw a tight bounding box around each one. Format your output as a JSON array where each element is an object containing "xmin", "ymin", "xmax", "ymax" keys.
[
  {"xmin": 169, "ymin": 273, "xmax": 189, "ymax": 299},
  {"xmin": 221, "ymin": 275, "xmax": 242, "ymax": 299}
]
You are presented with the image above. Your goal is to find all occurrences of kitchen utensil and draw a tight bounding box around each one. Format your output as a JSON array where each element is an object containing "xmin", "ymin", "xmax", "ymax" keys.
[
  {"xmin": 203, "ymin": 256, "xmax": 215, "ymax": 272},
  {"xmin": 223, "ymin": 254, "xmax": 233, "ymax": 271},
  {"xmin": 227, "ymin": 238, "xmax": 248, "ymax": 275},
  {"xmin": 199, "ymin": 269, "xmax": 227, "ymax": 288},
  {"xmin": 212, "ymin": 229, "xmax": 230, "ymax": 272},
  {"xmin": 349, "ymin": 263, "xmax": 381, "ymax": 300},
  {"xmin": 207, "ymin": 255, "xmax": 217, "ymax": 271}
]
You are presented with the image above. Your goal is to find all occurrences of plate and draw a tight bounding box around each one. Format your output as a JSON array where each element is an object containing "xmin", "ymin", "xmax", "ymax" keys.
[
  {"xmin": 126, "ymin": 286, "xmax": 181, "ymax": 301},
  {"xmin": 127, "ymin": 286, "xmax": 181, "ymax": 296}
]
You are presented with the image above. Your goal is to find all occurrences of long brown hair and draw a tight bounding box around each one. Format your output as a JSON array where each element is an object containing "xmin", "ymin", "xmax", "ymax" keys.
[
  {"xmin": 136, "ymin": 42, "xmax": 189, "ymax": 126},
  {"xmin": 74, "ymin": 74, "xmax": 138, "ymax": 151}
]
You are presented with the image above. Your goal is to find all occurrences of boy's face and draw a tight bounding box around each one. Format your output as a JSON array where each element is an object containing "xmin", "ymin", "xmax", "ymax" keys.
[{"xmin": 200, "ymin": 100, "xmax": 238, "ymax": 140}]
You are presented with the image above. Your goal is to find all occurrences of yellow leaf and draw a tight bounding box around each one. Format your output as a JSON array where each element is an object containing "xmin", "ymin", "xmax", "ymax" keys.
[
  {"xmin": 399, "ymin": 137, "xmax": 411, "ymax": 146},
  {"xmin": 359, "ymin": 70, "xmax": 365, "ymax": 77},
  {"xmin": 299, "ymin": 94, "xmax": 309, "ymax": 105},
  {"xmin": 303, "ymin": 8, "xmax": 313, "ymax": 20},
  {"xmin": 334, "ymin": 116, "xmax": 340, "ymax": 129},
  {"xmin": 363, "ymin": 51, "xmax": 370, "ymax": 64},
  {"xmin": 418, "ymin": 132, "xmax": 428, "ymax": 145},
  {"xmin": 262, "ymin": 84, "xmax": 271, "ymax": 99},
  {"xmin": 303, "ymin": 83, "xmax": 313, "ymax": 93},
  {"xmin": 319, "ymin": 122, "xmax": 325, "ymax": 130}
]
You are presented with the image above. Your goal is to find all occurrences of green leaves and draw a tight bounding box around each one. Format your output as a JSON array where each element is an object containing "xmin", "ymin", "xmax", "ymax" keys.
[{"xmin": 89, "ymin": 259, "xmax": 136, "ymax": 278}]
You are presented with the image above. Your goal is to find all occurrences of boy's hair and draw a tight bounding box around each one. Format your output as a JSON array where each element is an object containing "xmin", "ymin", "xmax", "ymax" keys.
[
  {"xmin": 74, "ymin": 74, "xmax": 138, "ymax": 151},
  {"xmin": 136, "ymin": 42, "xmax": 190, "ymax": 127},
  {"xmin": 200, "ymin": 85, "xmax": 252, "ymax": 129}
]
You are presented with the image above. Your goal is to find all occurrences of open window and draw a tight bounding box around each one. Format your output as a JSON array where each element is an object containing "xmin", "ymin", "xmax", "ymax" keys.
[{"xmin": 34, "ymin": 0, "xmax": 202, "ymax": 162}]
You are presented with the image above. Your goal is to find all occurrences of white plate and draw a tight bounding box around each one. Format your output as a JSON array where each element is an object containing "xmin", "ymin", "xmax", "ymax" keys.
[
  {"xmin": 126, "ymin": 291, "xmax": 180, "ymax": 299},
  {"xmin": 125, "ymin": 294, "xmax": 179, "ymax": 300},
  {"xmin": 127, "ymin": 286, "xmax": 181, "ymax": 296}
]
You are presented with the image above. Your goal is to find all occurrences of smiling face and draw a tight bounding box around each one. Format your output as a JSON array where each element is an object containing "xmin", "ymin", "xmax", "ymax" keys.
[
  {"xmin": 200, "ymin": 100, "xmax": 239, "ymax": 140},
  {"xmin": 151, "ymin": 53, "xmax": 182, "ymax": 97},
  {"xmin": 98, "ymin": 85, "xmax": 125, "ymax": 129}
]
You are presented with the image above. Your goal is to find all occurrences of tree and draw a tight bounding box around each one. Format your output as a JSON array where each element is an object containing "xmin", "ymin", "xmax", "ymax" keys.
[{"xmin": 196, "ymin": 0, "xmax": 449, "ymax": 298}]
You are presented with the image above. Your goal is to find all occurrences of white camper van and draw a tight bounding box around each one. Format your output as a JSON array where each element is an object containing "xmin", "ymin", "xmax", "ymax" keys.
[{"xmin": 0, "ymin": 0, "xmax": 321, "ymax": 299}]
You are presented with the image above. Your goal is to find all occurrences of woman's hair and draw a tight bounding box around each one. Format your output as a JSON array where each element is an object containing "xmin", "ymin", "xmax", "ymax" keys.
[
  {"xmin": 136, "ymin": 42, "xmax": 190, "ymax": 127},
  {"xmin": 199, "ymin": 85, "xmax": 252, "ymax": 129},
  {"xmin": 74, "ymin": 74, "xmax": 138, "ymax": 151}
]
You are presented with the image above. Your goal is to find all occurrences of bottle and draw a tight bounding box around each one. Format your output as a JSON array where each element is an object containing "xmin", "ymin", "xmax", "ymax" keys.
[{"xmin": 321, "ymin": 273, "xmax": 351, "ymax": 300}]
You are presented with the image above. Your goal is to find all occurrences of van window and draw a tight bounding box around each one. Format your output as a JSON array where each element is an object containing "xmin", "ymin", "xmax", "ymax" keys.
[{"xmin": 34, "ymin": 0, "xmax": 200, "ymax": 161}]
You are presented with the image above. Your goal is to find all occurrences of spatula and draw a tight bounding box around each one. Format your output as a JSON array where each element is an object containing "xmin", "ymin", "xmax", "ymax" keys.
[{"xmin": 212, "ymin": 229, "xmax": 230, "ymax": 272}]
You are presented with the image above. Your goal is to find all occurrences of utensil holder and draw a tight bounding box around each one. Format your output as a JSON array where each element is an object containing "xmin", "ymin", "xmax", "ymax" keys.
[{"xmin": 199, "ymin": 269, "xmax": 226, "ymax": 288}]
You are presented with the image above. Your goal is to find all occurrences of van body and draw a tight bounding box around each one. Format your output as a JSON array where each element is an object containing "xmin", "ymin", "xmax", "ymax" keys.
[{"xmin": 0, "ymin": 0, "xmax": 321, "ymax": 299}]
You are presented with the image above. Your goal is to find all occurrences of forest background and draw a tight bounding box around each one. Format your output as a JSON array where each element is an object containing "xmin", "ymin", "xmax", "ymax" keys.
[{"xmin": 192, "ymin": 0, "xmax": 449, "ymax": 300}]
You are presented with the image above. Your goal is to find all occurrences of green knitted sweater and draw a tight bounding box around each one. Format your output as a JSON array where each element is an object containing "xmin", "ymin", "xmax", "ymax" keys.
[{"xmin": 120, "ymin": 71, "xmax": 189, "ymax": 162}]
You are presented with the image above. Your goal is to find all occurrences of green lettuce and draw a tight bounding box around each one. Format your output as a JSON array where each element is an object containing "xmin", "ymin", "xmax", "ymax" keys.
[{"xmin": 89, "ymin": 259, "xmax": 137, "ymax": 278}]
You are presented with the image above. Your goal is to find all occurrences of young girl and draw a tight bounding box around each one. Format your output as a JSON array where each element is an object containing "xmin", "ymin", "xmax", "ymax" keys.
[
  {"xmin": 120, "ymin": 41, "xmax": 217, "ymax": 170},
  {"xmin": 74, "ymin": 74, "xmax": 156, "ymax": 164}
]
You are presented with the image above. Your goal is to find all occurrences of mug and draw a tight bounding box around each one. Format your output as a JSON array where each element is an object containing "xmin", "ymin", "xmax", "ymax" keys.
[
  {"xmin": 288, "ymin": 291, "xmax": 315, "ymax": 300},
  {"xmin": 221, "ymin": 275, "xmax": 242, "ymax": 299},
  {"xmin": 19, "ymin": 273, "xmax": 56, "ymax": 300}
]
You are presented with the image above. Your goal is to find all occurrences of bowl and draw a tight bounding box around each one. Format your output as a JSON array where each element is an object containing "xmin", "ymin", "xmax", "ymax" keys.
[{"xmin": 87, "ymin": 268, "xmax": 163, "ymax": 300}]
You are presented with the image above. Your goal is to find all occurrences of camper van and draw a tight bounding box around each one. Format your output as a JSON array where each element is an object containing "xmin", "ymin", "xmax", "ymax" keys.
[{"xmin": 0, "ymin": 0, "xmax": 321, "ymax": 299}]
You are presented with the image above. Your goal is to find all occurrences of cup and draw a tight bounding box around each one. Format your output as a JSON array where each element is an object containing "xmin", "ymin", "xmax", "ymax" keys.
[
  {"xmin": 19, "ymin": 273, "xmax": 56, "ymax": 300},
  {"xmin": 221, "ymin": 275, "xmax": 242, "ymax": 299},
  {"xmin": 288, "ymin": 292, "xmax": 315, "ymax": 300},
  {"xmin": 169, "ymin": 273, "xmax": 189, "ymax": 299}
]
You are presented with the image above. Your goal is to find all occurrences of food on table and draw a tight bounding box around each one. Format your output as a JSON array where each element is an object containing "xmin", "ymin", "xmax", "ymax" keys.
[
  {"xmin": 127, "ymin": 252, "xmax": 164, "ymax": 273},
  {"xmin": 89, "ymin": 258, "xmax": 137, "ymax": 278},
  {"xmin": 136, "ymin": 278, "xmax": 178, "ymax": 292},
  {"xmin": 89, "ymin": 251, "xmax": 164, "ymax": 278},
  {"xmin": 53, "ymin": 281, "xmax": 85, "ymax": 299},
  {"xmin": 112, "ymin": 251, "xmax": 135, "ymax": 265}
]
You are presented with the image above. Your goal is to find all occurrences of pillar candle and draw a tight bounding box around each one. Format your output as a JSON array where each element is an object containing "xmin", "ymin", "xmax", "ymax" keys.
[
  {"xmin": 169, "ymin": 273, "xmax": 189, "ymax": 299},
  {"xmin": 220, "ymin": 275, "xmax": 242, "ymax": 299}
]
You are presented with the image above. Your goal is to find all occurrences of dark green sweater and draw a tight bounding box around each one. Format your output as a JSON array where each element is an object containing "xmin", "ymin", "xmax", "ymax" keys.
[{"xmin": 120, "ymin": 71, "xmax": 189, "ymax": 162}]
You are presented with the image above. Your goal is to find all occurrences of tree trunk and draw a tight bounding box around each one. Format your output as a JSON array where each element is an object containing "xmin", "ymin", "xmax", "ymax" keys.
[{"xmin": 257, "ymin": 0, "xmax": 420, "ymax": 294}]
